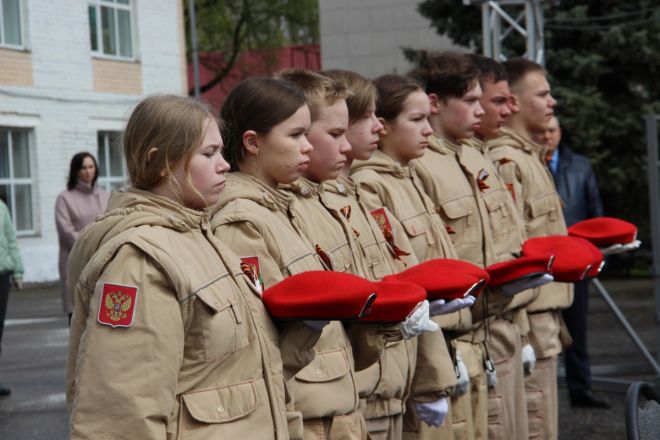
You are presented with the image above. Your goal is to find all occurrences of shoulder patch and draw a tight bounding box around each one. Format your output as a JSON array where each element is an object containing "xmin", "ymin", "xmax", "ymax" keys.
[
  {"xmin": 98, "ymin": 283, "xmax": 138, "ymax": 328},
  {"xmin": 240, "ymin": 256, "xmax": 264, "ymax": 294}
]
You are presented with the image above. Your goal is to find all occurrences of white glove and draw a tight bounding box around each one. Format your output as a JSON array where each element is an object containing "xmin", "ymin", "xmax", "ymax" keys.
[
  {"xmin": 501, "ymin": 274, "xmax": 554, "ymax": 297},
  {"xmin": 415, "ymin": 397, "xmax": 449, "ymax": 427},
  {"xmin": 303, "ymin": 320, "xmax": 330, "ymax": 332},
  {"xmin": 600, "ymin": 239, "xmax": 641, "ymax": 256},
  {"xmin": 522, "ymin": 343, "xmax": 536, "ymax": 375},
  {"xmin": 428, "ymin": 295, "xmax": 476, "ymax": 316},
  {"xmin": 454, "ymin": 352, "xmax": 470, "ymax": 396},
  {"xmin": 400, "ymin": 300, "xmax": 439, "ymax": 339}
]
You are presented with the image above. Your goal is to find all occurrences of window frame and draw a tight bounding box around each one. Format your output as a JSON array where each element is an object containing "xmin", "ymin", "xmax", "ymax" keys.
[
  {"xmin": 88, "ymin": 0, "xmax": 136, "ymax": 61},
  {"xmin": 0, "ymin": 127, "xmax": 35, "ymax": 236},
  {"xmin": 0, "ymin": 0, "xmax": 24, "ymax": 50},
  {"xmin": 96, "ymin": 130, "xmax": 127, "ymax": 192}
]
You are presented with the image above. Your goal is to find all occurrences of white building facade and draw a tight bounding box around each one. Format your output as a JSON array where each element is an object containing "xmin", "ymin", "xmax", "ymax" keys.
[
  {"xmin": 319, "ymin": 0, "xmax": 458, "ymax": 77},
  {"xmin": 0, "ymin": 0, "xmax": 187, "ymax": 282}
]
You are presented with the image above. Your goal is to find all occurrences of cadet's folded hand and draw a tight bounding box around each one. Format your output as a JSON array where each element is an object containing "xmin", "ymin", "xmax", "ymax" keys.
[
  {"xmin": 302, "ymin": 320, "xmax": 330, "ymax": 332},
  {"xmin": 415, "ymin": 397, "xmax": 449, "ymax": 427},
  {"xmin": 400, "ymin": 300, "xmax": 439, "ymax": 339},
  {"xmin": 454, "ymin": 352, "xmax": 470, "ymax": 396},
  {"xmin": 522, "ymin": 343, "xmax": 536, "ymax": 374},
  {"xmin": 428, "ymin": 295, "xmax": 476, "ymax": 316},
  {"xmin": 501, "ymin": 274, "xmax": 554, "ymax": 297}
]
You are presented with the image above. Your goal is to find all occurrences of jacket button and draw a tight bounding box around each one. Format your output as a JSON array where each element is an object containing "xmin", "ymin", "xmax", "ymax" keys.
[
  {"xmin": 301, "ymin": 187, "xmax": 310, "ymax": 196},
  {"xmin": 315, "ymin": 368, "xmax": 323, "ymax": 375},
  {"xmin": 217, "ymin": 406, "xmax": 224, "ymax": 414}
]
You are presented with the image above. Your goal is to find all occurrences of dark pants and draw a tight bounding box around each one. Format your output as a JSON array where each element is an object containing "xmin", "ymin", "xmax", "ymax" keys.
[
  {"xmin": 562, "ymin": 279, "xmax": 591, "ymax": 391},
  {"xmin": 0, "ymin": 272, "xmax": 10, "ymax": 356}
]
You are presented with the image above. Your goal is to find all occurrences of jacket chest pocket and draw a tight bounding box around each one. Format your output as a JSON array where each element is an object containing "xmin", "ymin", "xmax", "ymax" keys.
[
  {"xmin": 438, "ymin": 196, "xmax": 480, "ymax": 245},
  {"xmin": 194, "ymin": 276, "xmax": 250, "ymax": 363},
  {"xmin": 483, "ymin": 189, "xmax": 518, "ymax": 242},
  {"xmin": 400, "ymin": 213, "xmax": 436, "ymax": 260},
  {"xmin": 178, "ymin": 379, "xmax": 274, "ymax": 439},
  {"xmin": 361, "ymin": 239, "xmax": 387, "ymax": 280},
  {"xmin": 326, "ymin": 241, "xmax": 354, "ymax": 273},
  {"xmin": 294, "ymin": 348, "xmax": 357, "ymax": 417}
]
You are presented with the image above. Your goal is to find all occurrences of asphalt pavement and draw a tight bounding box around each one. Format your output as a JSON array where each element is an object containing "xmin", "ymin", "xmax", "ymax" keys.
[{"xmin": 0, "ymin": 278, "xmax": 658, "ymax": 439}]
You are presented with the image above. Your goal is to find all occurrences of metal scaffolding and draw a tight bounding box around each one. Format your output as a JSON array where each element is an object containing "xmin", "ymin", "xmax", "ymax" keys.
[{"xmin": 463, "ymin": 0, "xmax": 549, "ymax": 65}]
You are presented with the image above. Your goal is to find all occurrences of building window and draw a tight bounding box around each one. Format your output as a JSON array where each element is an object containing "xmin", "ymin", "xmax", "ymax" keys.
[
  {"xmin": 97, "ymin": 131, "xmax": 127, "ymax": 191},
  {"xmin": 0, "ymin": 0, "xmax": 22, "ymax": 47},
  {"xmin": 0, "ymin": 128, "xmax": 33, "ymax": 235},
  {"xmin": 88, "ymin": 0, "xmax": 133, "ymax": 59}
]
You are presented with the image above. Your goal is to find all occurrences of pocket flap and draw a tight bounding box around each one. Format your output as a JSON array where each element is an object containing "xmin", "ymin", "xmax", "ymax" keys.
[
  {"xmin": 182, "ymin": 381, "xmax": 257, "ymax": 423},
  {"xmin": 295, "ymin": 350, "xmax": 350, "ymax": 383},
  {"xmin": 528, "ymin": 194, "xmax": 557, "ymax": 218},
  {"xmin": 483, "ymin": 190, "xmax": 507, "ymax": 213},
  {"xmin": 440, "ymin": 197, "xmax": 474, "ymax": 220},
  {"xmin": 401, "ymin": 214, "xmax": 431, "ymax": 237},
  {"xmin": 195, "ymin": 286, "xmax": 232, "ymax": 313}
]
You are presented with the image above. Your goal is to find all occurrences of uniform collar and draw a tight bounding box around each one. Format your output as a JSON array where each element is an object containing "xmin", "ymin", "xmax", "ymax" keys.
[{"xmin": 323, "ymin": 176, "xmax": 355, "ymax": 197}]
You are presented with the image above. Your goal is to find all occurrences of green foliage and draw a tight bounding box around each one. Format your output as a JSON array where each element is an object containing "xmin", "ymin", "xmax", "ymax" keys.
[
  {"xmin": 417, "ymin": 0, "xmax": 660, "ymax": 243},
  {"xmin": 184, "ymin": 0, "xmax": 319, "ymax": 93}
]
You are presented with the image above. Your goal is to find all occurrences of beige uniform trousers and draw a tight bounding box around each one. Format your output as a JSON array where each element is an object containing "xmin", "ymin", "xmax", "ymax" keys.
[
  {"xmin": 525, "ymin": 310, "xmax": 562, "ymax": 440},
  {"xmin": 451, "ymin": 340, "xmax": 487, "ymax": 440},
  {"xmin": 487, "ymin": 318, "xmax": 528, "ymax": 440}
]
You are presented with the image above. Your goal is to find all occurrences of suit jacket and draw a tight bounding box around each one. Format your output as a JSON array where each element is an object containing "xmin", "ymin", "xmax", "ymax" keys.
[{"xmin": 552, "ymin": 143, "xmax": 604, "ymax": 226}]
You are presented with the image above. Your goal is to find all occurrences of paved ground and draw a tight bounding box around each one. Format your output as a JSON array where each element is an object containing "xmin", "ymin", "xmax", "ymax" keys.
[{"xmin": 0, "ymin": 277, "xmax": 658, "ymax": 439}]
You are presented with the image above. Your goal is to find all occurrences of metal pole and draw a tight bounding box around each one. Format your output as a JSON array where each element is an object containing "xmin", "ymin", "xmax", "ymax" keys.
[
  {"xmin": 645, "ymin": 114, "xmax": 660, "ymax": 361},
  {"xmin": 188, "ymin": 0, "xmax": 200, "ymax": 98},
  {"xmin": 482, "ymin": 4, "xmax": 492, "ymax": 58},
  {"xmin": 592, "ymin": 278, "xmax": 660, "ymax": 376}
]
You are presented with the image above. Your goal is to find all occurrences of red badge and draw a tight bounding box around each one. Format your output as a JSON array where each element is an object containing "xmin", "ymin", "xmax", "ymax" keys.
[
  {"xmin": 315, "ymin": 244, "xmax": 334, "ymax": 270},
  {"xmin": 446, "ymin": 225, "xmax": 456, "ymax": 235},
  {"xmin": 340, "ymin": 205, "xmax": 360, "ymax": 237},
  {"xmin": 370, "ymin": 208, "xmax": 392, "ymax": 235},
  {"xmin": 240, "ymin": 256, "xmax": 264, "ymax": 293},
  {"xmin": 477, "ymin": 168, "xmax": 490, "ymax": 191},
  {"xmin": 506, "ymin": 183, "xmax": 516, "ymax": 203},
  {"xmin": 370, "ymin": 207, "xmax": 410, "ymax": 262},
  {"xmin": 98, "ymin": 283, "xmax": 138, "ymax": 328}
]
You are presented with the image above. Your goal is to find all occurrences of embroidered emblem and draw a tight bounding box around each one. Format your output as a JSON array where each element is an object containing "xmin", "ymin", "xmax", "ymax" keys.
[
  {"xmin": 446, "ymin": 225, "xmax": 456, "ymax": 235},
  {"xmin": 98, "ymin": 283, "xmax": 138, "ymax": 328},
  {"xmin": 370, "ymin": 207, "xmax": 411, "ymax": 262},
  {"xmin": 477, "ymin": 169, "xmax": 490, "ymax": 191},
  {"xmin": 315, "ymin": 244, "xmax": 334, "ymax": 270},
  {"xmin": 340, "ymin": 205, "xmax": 360, "ymax": 237},
  {"xmin": 240, "ymin": 256, "xmax": 264, "ymax": 293},
  {"xmin": 505, "ymin": 183, "xmax": 516, "ymax": 203}
]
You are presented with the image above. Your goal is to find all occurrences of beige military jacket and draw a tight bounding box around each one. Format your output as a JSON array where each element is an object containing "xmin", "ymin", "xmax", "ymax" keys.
[
  {"xmin": 485, "ymin": 128, "xmax": 573, "ymax": 313},
  {"xmin": 211, "ymin": 172, "xmax": 368, "ymax": 427},
  {"xmin": 351, "ymin": 149, "xmax": 469, "ymax": 332},
  {"xmin": 67, "ymin": 189, "xmax": 309, "ymax": 440},
  {"xmin": 323, "ymin": 176, "xmax": 418, "ymax": 419}
]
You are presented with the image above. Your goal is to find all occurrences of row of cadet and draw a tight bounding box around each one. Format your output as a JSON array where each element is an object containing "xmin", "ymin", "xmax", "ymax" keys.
[{"xmin": 65, "ymin": 52, "xmax": 640, "ymax": 440}]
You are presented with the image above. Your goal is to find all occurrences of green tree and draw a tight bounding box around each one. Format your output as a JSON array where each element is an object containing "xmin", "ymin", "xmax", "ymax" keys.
[
  {"xmin": 184, "ymin": 0, "xmax": 319, "ymax": 95},
  {"xmin": 416, "ymin": 0, "xmax": 660, "ymax": 245}
]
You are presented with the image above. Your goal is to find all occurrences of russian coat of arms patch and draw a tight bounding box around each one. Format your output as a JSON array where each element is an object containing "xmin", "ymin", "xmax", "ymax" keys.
[{"xmin": 97, "ymin": 283, "xmax": 138, "ymax": 328}]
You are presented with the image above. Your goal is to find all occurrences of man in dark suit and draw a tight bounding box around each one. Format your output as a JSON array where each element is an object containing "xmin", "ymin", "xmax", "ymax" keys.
[{"xmin": 534, "ymin": 116, "xmax": 610, "ymax": 408}]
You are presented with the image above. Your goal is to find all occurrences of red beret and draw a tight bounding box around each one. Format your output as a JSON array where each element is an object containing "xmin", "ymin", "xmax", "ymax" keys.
[
  {"xmin": 359, "ymin": 280, "xmax": 427, "ymax": 323},
  {"xmin": 485, "ymin": 255, "xmax": 553, "ymax": 286},
  {"xmin": 568, "ymin": 217, "xmax": 637, "ymax": 247},
  {"xmin": 522, "ymin": 236, "xmax": 604, "ymax": 282},
  {"xmin": 383, "ymin": 258, "xmax": 488, "ymax": 300},
  {"xmin": 262, "ymin": 271, "xmax": 377, "ymax": 320}
]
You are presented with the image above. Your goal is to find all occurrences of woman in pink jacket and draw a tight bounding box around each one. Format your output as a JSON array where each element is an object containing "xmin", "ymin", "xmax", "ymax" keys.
[{"xmin": 55, "ymin": 152, "xmax": 109, "ymax": 322}]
